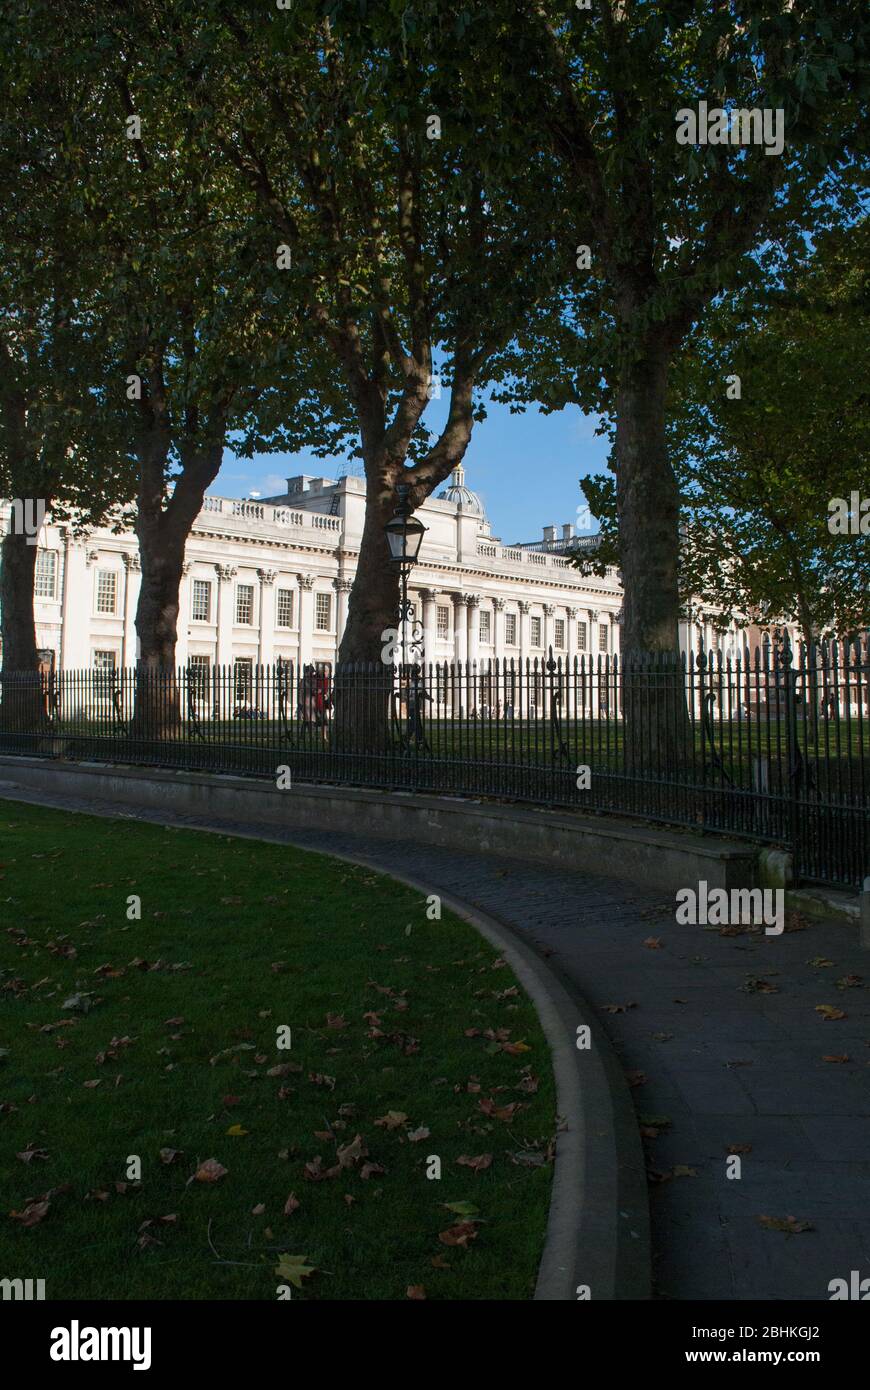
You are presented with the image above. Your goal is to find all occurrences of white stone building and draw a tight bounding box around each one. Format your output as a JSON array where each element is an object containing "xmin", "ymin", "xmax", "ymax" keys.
[{"xmin": 1, "ymin": 464, "xmax": 755, "ymax": 682}]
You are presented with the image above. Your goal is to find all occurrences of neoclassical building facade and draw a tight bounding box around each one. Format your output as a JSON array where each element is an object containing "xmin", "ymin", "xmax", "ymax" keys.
[{"xmin": 1, "ymin": 465, "xmax": 755, "ymax": 680}]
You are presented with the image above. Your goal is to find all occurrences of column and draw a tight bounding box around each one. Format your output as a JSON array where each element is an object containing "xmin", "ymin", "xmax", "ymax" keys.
[
  {"xmin": 257, "ymin": 569, "xmax": 277, "ymax": 668},
  {"xmin": 420, "ymin": 588, "xmax": 438, "ymax": 667},
  {"xmin": 215, "ymin": 564, "xmax": 237, "ymax": 669},
  {"xmin": 542, "ymin": 604, "xmax": 556, "ymax": 714},
  {"xmin": 121, "ymin": 553, "xmax": 141, "ymax": 670},
  {"xmin": 566, "ymin": 606, "xmax": 578, "ymax": 666},
  {"xmin": 493, "ymin": 597, "xmax": 505, "ymax": 664},
  {"xmin": 518, "ymin": 600, "xmax": 530, "ymax": 666},
  {"xmin": 334, "ymin": 578, "xmax": 353, "ymax": 657},
  {"xmin": 542, "ymin": 603, "xmax": 555, "ymax": 658},
  {"xmin": 587, "ymin": 608, "xmax": 599, "ymax": 717},
  {"xmin": 175, "ymin": 563, "xmax": 191, "ymax": 671},
  {"xmin": 452, "ymin": 594, "xmax": 467, "ymax": 666},
  {"xmin": 61, "ymin": 539, "xmax": 91, "ymax": 669},
  {"xmin": 298, "ymin": 573, "xmax": 315, "ymax": 671},
  {"xmin": 466, "ymin": 594, "xmax": 480, "ymax": 668}
]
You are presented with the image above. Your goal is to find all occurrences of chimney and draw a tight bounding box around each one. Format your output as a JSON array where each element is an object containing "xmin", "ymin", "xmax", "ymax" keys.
[
  {"xmin": 562, "ymin": 523, "xmax": 574, "ymax": 543},
  {"xmin": 543, "ymin": 525, "xmax": 556, "ymax": 546}
]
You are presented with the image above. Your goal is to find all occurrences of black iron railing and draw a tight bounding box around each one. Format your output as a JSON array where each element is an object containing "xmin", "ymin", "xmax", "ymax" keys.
[{"xmin": 0, "ymin": 642, "xmax": 867, "ymax": 891}]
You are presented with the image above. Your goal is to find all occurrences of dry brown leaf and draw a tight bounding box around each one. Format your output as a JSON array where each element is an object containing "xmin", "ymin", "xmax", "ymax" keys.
[
  {"xmin": 456, "ymin": 1153, "xmax": 492, "ymax": 1174},
  {"xmin": 438, "ymin": 1221, "xmax": 479, "ymax": 1247},
  {"xmin": 194, "ymin": 1158, "xmax": 227, "ymax": 1183}
]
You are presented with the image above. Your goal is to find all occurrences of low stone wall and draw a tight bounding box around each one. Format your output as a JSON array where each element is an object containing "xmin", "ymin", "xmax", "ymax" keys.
[{"xmin": 0, "ymin": 753, "xmax": 760, "ymax": 894}]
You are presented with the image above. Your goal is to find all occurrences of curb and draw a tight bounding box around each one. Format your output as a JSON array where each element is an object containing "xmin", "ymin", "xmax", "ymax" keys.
[{"xmin": 0, "ymin": 780, "xmax": 652, "ymax": 1302}]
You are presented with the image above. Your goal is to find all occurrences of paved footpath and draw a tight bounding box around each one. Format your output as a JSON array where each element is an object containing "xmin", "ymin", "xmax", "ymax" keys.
[{"xmin": 3, "ymin": 781, "xmax": 869, "ymax": 1301}]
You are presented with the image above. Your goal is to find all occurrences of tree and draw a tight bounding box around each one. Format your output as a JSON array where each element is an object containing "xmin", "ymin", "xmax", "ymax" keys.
[
  {"xmin": 489, "ymin": 0, "xmax": 868, "ymax": 657},
  {"xmin": 191, "ymin": 1, "xmax": 558, "ymax": 671},
  {"xmin": 6, "ymin": 1, "xmax": 349, "ymax": 732},
  {"xmin": 572, "ymin": 219, "xmax": 870, "ymax": 650},
  {"xmin": 671, "ymin": 218, "xmax": 870, "ymax": 648},
  {"xmin": 0, "ymin": 35, "xmax": 135, "ymax": 692}
]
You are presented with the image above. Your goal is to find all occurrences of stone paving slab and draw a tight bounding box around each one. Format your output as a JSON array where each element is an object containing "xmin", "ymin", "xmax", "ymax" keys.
[{"xmin": 1, "ymin": 780, "xmax": 867, "ymax": 1301}]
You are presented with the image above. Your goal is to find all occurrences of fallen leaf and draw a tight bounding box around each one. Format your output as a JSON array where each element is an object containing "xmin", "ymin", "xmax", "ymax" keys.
[
  {"xmin": 600, "ymin": 1002, "xmax": 637, "ymax": 1014},
  {"xmin": 438, "ymin": 1221, "xmax": 479, "ymax": 1247},
  {"xmin": 643, "ymin": 937, "xmax": 663, "ymax": 949},
  {"xmin": 193, "ymin": 1159, "xmax": 228, "ymax": 1183},
  {"xmin": 359, "ymin": 1161, "xmax": 385, "ymax": 1180},
  {"xmin": 758, "ymin": 1215, "xmax": 814, "ymax": 1235},
  {"xmin": 16, "ymin": 1146, "xmax": 49, "ymax": 1164},
  {"xmin": 822, "ymin": 1054, "xmax": 851, "ymax": 1063},
  {"xmin": 274, "ymin": 1253, "xmax": 317, "ymax": 1289},
  {"xmin": 336, "ymin": 1134, "xmax": 367, "ymax": 1169},
  {"xmin": 226, "ymin": 1124, "xmax": 249, "ymax": 1137},
  {"xmin": 284, "ymin": 1193, "xmax": 300, "ymax": 1216},
  {"xmin": 374, "ymin": 1110, "xmax": 408, "ymax": 1131},
  {"xmin": 727, "ymin": 1144, "xmax": 752, "ymax": 1154},
  {"xmin": 407, "ymin": 1125, "xmax": 430, "ymax": 1143},
  {"xmin": 442, "ymin": 1201, "xmax": 480, "ymax": 1218},
  {"xmin": 159, "ymin": 1148, "xmax": 182, "ymax": 1165},
  {"xmin": 10, "ymin": 1200, "xmax": 50, "ymax": 1226},
  {"xmin": 456, "ymin": 1153, "xmax": 492, "ymax": 1174},
  {"xmin": 406, "ymin": 1285, "xmax": 426, "ymax": 1299},
  {"xmin": 252, "ymin": 1203, "xmax": 266, "ymax": 1215},
  {"xmin": 478, "ymin": 1098, "xmax": 522, "ymax": 1122},
  {"xmin": 815, "ymin": 1005, "xmax": 847, "ymax": 1021}
]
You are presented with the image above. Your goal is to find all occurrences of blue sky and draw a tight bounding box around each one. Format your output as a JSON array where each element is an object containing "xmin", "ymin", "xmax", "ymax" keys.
[{"xmin": 216, "ymin": 394, "xmax": 611, "ymax": 544}]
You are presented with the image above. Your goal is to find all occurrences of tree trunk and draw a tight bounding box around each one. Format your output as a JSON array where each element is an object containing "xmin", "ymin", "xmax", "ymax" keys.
[
  {"xmin": 333, "ymin": 470, "xmax": 402, "ymax": 750},
  {"xmin": 0, "ymin": 517, "xmax": 45, "ymax": 729},
  {"xmin": 614, "ymin": 349, "xmax": 680, "ymax": 654},
  {"xmin": 613, "ymin": 348, "xmax": 688, "ymax": 762},
  {"xmin": 130, "ymin": 436, "xmax": 224, "ymax": 738},
  {"xmin": 130, "ymin": 528, "xmax": 186, "ymax": 738}
]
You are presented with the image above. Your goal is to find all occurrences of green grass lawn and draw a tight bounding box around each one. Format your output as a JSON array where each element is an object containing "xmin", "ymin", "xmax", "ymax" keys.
[{"xmin": 0, "ymin": 802, "xmax": 555, "ymax": 1301}]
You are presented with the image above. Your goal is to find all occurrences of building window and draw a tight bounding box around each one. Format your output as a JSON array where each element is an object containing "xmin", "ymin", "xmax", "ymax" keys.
[
  {"xmin": 95, "ymin": 569, "xmax": 117, "ymax": 615},
  {"xmin": 577, "ymin": 621, "xmax": 587, "ymax": 652},
  {"xmin": 276, "ymin": 588, "xmax": 294, "ymax": 628},
  {"xmin": 554, "ymin": 618, "xmax": 565, "ymax": 650},
  {"xmin": 530, "ymin": 615, "xmax": 542, "ymax": 647},
  {"xmin": 479, "ymin": 609, "xmax": 491, "ymax": 643},
  {"xmin": 188, "ymin": 654, "xmax": 210, "ymax": 696},
  {"xmin": 234, "ymin": 656, "xmax": 253, "ymax": 699},
  {"xmin": 35, "ymin": 549, "xmax": 57, "ymax": 599},
  {"xmin": 599, "ymin": 623, "xmax": 609, "ymax": 652},
  {"xmin": 505, "ymin": 613, "xmax": 517, "ymax": 646},
  {"xmin": 191, "ymin": 580, "xmax": 211, "ymax": 623},
  {"xmin": 315, "ymin": 592, "xmax": 331, "ymax": 631},
  {"xmin": 437, "ymin": 606, "xmax": 449, "ymax": 639},
  {"xmin": 235, "ymin": 584, "xmax": 254, "ymax": 625},
  {"xmin": 93, "ymin": 649, "xmax": 116, "ymax": 692}
]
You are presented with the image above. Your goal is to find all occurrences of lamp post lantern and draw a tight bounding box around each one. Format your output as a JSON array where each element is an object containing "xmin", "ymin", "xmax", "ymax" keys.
[{"xmin": 384, "ymin": 483, "xmax": 426, "ymax": 669}]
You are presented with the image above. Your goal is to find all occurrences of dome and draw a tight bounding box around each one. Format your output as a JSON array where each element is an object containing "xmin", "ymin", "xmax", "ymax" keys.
[{"xmin": 437, "ymin": 465, "xmax": 486, "ymax": 518}]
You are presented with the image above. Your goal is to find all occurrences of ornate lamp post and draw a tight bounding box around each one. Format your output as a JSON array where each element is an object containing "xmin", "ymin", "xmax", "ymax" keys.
[{"xmin": 384, "ymin": 483, "xmax": 426, "ymax": 669}]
